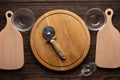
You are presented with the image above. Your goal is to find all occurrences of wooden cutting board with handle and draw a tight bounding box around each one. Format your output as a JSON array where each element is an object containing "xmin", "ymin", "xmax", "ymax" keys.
[
  {"xmin": 0, "ymin": 11, "xmax": 24, "ymax": 70},
  {"xmin": 96, "ymin": 8, "xmax": 120, "ymax": 68}
]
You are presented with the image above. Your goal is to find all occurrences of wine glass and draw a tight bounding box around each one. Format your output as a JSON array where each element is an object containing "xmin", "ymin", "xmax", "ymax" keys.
[
  {"xmin": 12, "ymin": 8, "xmax": 35, "ymax": 32},
  {"xmin": 79, "ymin": 8, "xmax": 106, "ymax": 77},
  {"xmin": 84, "ymin": 8, "xmax": 106, "ymax": 31},
  {"xmin": 79, "ymin": 62, "xmax": 97, "ymax": 77}
]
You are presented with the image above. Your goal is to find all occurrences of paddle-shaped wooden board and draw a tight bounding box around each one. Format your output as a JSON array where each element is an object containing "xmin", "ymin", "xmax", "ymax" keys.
[
  {"xmin": 96, "ymin": 8, "xmax": 120, "ymax": 68},
  {"xmin": 0, "ymin": 11, "xmax": 24, "ymax": 70}
]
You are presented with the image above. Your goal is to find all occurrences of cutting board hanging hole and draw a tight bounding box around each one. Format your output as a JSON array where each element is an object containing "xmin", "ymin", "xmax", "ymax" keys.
[
  {"xmin": 105, "ymin": 8, "xmax": 113, "ymax": 17},
  {"xmin": 7, "ymin": 13, "xmax": 12, "ymax": 17},
  {"xmin": 107, "ymin": 11, "xmax": 111, "ymax": 15},
  {"xmin": 6, "ymin": 11, "xmax": 13, "ymax": 19}
]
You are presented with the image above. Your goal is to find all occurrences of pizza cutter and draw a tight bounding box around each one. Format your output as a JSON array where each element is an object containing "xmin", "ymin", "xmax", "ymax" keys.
[{"xmin": 42, "ymin": 26, "xmax": 66, "ymax": 60}]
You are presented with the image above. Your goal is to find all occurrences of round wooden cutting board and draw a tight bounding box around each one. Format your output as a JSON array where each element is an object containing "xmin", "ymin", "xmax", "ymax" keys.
[{"xmin": 30, "ymin": 9, "xmax": 90, "ymax": 71}]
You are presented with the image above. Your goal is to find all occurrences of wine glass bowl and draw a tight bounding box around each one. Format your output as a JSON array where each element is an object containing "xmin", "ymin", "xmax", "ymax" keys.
[
  {"xmin": 12, "ymin": 8, "xmax": 35, "ymax": 32},
  {"xmin": 80, "ymin": 62, "xmax": 96, "ymax": 76},
  {"xmin": 84, "ymin": 8, "xmax": 106, "ymax": 31}
]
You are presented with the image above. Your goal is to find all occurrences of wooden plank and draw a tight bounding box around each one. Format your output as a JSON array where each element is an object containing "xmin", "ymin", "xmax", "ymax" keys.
[{"xmin": 0, "ymin": 0, "xmax": 120, "ymax": 3}]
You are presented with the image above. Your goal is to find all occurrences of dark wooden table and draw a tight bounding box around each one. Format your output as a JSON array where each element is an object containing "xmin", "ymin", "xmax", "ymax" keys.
[{"xmin": 0, "ymin": 0, "xmax": 120, "ymax": 80}]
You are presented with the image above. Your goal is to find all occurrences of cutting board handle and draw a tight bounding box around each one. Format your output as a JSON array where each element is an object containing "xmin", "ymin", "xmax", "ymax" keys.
[
  {"xmin": 5, "ymin": 11, "xmax": 14, "ymax": 29},
  {"xmin": 105, "ymin": 8, "xmax": 113, "ymax": 26},
  {"xmin": 5, "ymin": 11, "xmax": 13, "ymax": 21}
]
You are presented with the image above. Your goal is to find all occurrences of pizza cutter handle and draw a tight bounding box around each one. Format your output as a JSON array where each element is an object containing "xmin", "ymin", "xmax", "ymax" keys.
[{"xmin": 50, "ymin": 39, "xmax": 66, "ymax": 60}]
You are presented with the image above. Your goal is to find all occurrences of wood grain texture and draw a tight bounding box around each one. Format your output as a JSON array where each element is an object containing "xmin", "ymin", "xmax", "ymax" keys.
[
  {"xmin": 0, "ymin": 11, "xmax": 24, "ymax": 70},
  {"xmin": 96, "ymin": 8, "xmax": 120, "ymax": 68},
  {"xmin": 0, "ymin": 0, "xmax": 120, "ymax": 80},
  {"xmin": 30, "ymin": 10, "xmax": 90, "ymax": 71},
  {"xmin": 0, "ymin": 0, "xmax": 120, "ymax": 3}
]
